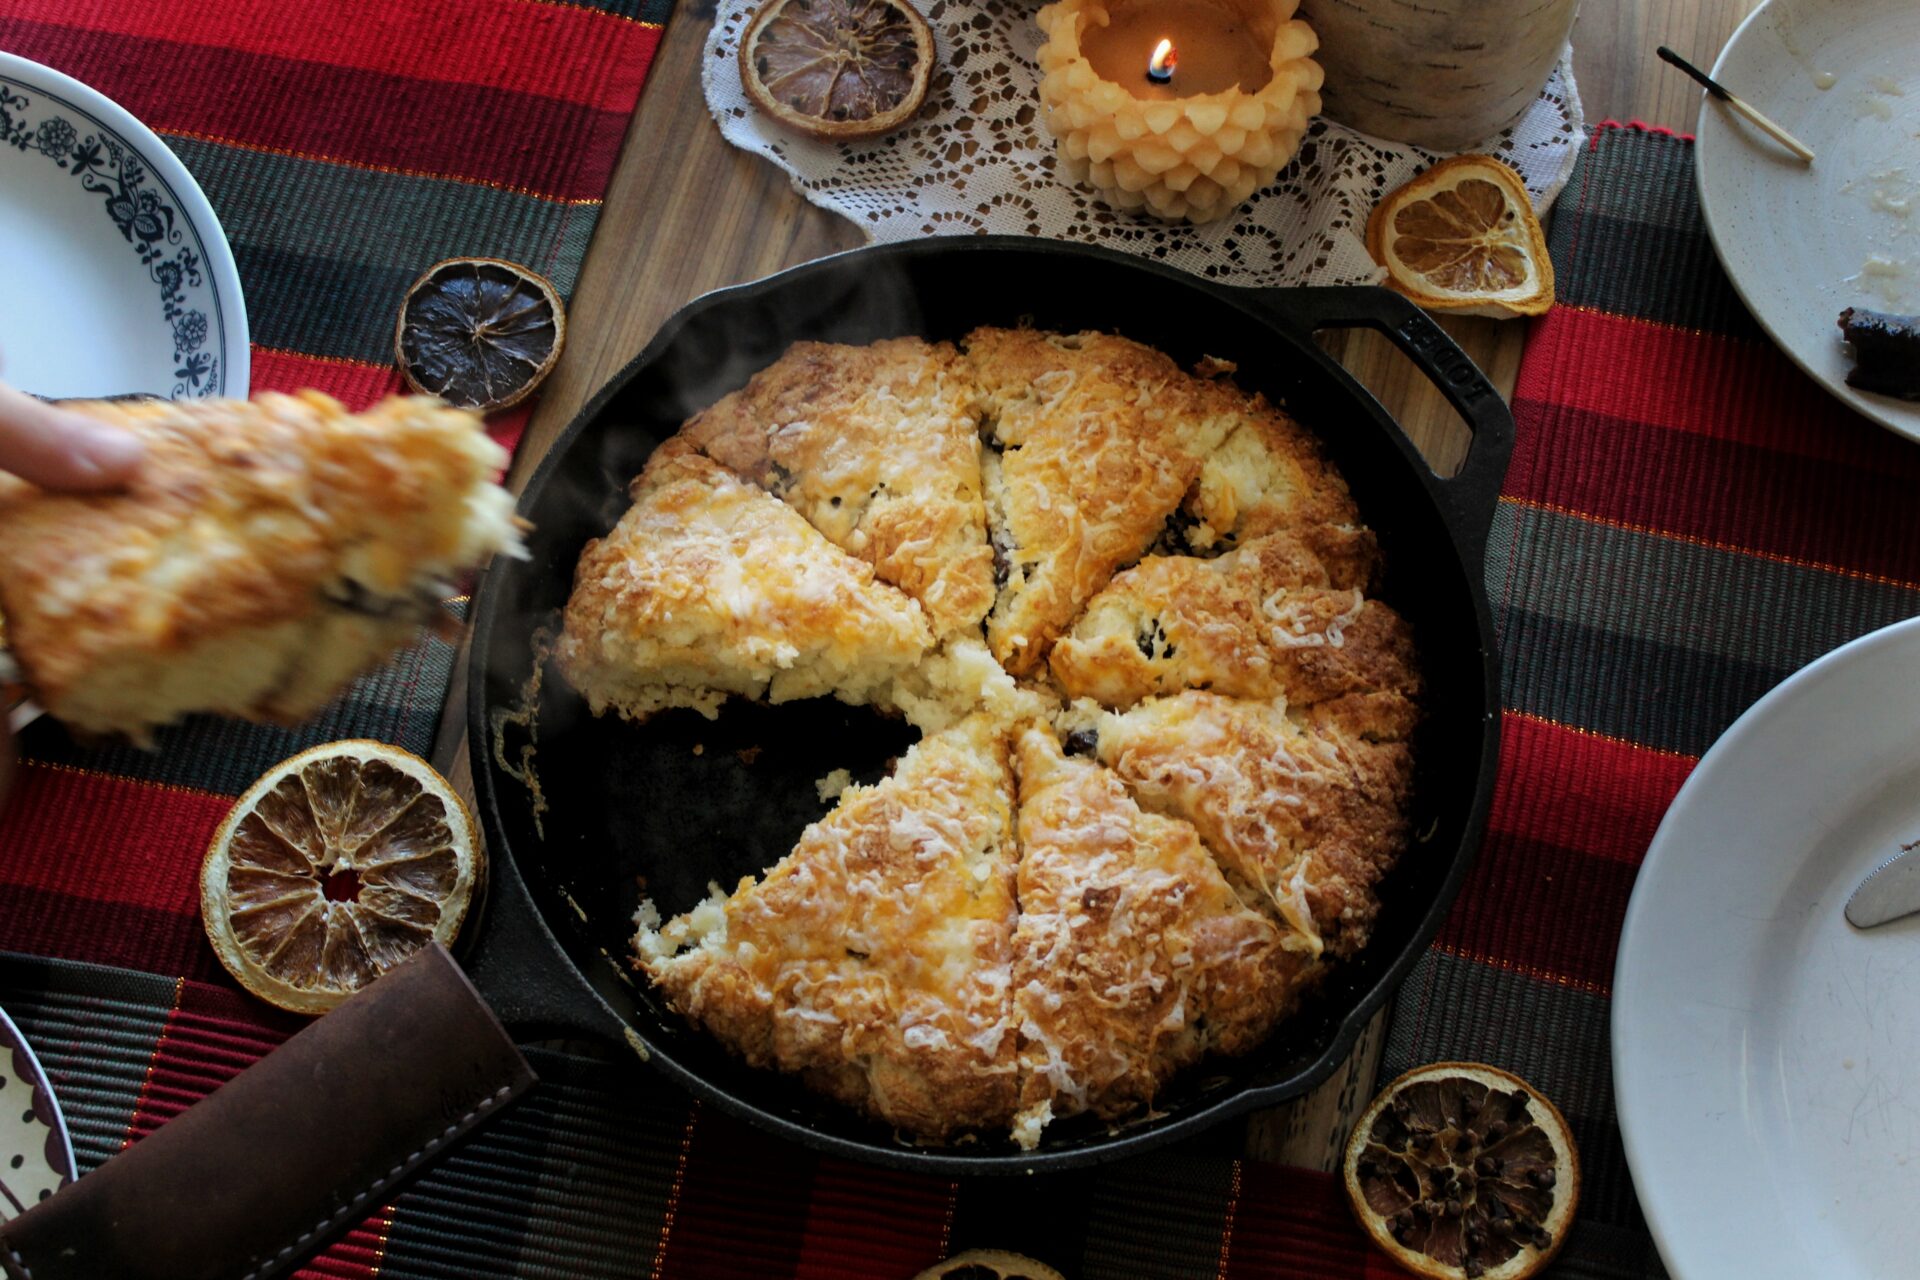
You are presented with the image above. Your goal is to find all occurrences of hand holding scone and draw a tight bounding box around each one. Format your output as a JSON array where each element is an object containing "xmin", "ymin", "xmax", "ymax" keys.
[{"xmin": 0, "ymin": 373, "xmax": 148, "ymax": 814}]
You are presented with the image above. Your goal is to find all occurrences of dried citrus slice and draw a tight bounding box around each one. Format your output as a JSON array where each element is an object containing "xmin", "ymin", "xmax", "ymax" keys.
[
  {"xmin": 1366, "ymin": 156, "xmax": 1554, "ymax": 319},
  {"xmin": 913, "ymin": 1250, "xmax": 1065, "ymax": 1280},
  {"xmin": 395, "ymin": 257, "xmax": 566, "ymax": 414},
  {"xmin": 1343, "ymin": 1062, "xmax": 1580, "ymax": 1280},
  {"xmin": 201, "ymin": 740, "xmax": 482, "ymax": 1015},
  {"xmin": 739, "ymin": 0, "xmax": 934, "ymax": 140}
]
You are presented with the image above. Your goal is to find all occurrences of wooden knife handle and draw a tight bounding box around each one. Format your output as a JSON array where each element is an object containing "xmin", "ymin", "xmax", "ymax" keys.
[{"xmin": 0, "ymin": 944, "xmax": 535, "ymax": 1280}]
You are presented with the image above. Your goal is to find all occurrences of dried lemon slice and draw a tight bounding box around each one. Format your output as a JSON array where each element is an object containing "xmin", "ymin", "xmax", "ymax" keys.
[
  {"xmin": 201, "ymin": 740, "xmax": 482, "ymax": 1014},
  {"xmin": 1366, "ymin": 156, "xmax": 1554, "ymax": 319},
  {"xmin": 739, "ymin": 0, "xmax": 934, "ymax": 140},
  {"xmin": 1343, "ymin": 1062, "xmax": 1580, "ymax": 1280}
]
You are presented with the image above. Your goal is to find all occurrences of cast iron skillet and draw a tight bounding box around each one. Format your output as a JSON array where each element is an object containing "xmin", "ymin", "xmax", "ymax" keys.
[{"xmin": 461, "ymin": 236, "xmax": 1512, "ymax": 1174}]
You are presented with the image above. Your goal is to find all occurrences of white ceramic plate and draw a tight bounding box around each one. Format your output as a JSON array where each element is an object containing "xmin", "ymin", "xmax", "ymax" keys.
[
  {"xmin": 0, "ymin": 1003, "xmax": 76, "ymax": 1219},
  {"xmin": 1615, "ymin": 616, "xmax": 1920, "ymax": 1278},
  {"xmin": 1696, "ymin": 0, "xmax": 1920, "ymax": 441},
  {"xmin": 0, "ymin": 52, "xmax": 247, "ymax": 400}
]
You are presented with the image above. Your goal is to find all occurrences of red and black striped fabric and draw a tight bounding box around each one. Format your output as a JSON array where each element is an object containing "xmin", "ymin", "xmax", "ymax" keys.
[
  {"xmin": 0, "ymin": 0, "xmax": 665, "ymax": 973},
  {"xmin": 6, "ymin": 108, "xmax": 1916, "ymax": 1274}
]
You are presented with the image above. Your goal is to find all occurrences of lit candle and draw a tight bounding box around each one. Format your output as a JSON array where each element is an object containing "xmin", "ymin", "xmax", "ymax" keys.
[
  {"xmin": 1147, "ymin": 38, "xmax": 1176, "ymax": 85},
  {"xmin": 1084, "ymin": 3, "xmax": 1275, "ymax": 100},
  {"xmin": 1035, "ymin": 0, "xmax": 1323, "ymax": 223}
]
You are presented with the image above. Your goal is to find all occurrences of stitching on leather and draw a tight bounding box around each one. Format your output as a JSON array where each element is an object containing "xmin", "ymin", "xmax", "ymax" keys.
[
  {"xmin": 237, "ymin": 1083, "xmax": 515, "ymax": 1280},
  {"xmin": 4, "ymin": 1242, "xmax": 33, "ymax": 1280}
]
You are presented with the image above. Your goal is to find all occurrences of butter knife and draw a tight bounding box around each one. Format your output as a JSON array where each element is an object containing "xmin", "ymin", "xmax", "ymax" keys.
[{"xmin": 1845, "ymin": 841, "xmax": 1920, "ymax": 929}]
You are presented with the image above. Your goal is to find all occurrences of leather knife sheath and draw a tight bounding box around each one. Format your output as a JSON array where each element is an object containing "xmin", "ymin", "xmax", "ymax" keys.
[{"xmin": 0, "ymin": 944, "xmax": 535, "ymax": 1280}]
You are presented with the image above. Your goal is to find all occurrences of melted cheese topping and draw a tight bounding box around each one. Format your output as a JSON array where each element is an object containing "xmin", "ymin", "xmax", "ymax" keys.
[
  {"xmin": 966, "ymin": 328, "xmax": 1240, "ymax": 675},
  {"xmin": 1008, "ymin": 726, "xmax": 1305, "ymax": 1147},
  {"xmin": 1090, "ymin": 690, "xmax": 1417, "ymax": 961},
  {"xmin": 637, "ymin": 714, "xmax": 1020, "ymax": 1139},
  {"xmin": 0, "ymin": 392, "xmax": 522, "ymax": 740},
  {"xmin": 1050, "ymin": 532, "xmax": 1418, "ymax": 712},
  {"xmin": 680, "ymin": 339, "xmax": 995, "ymax": 637},
  {"xmin": 578, "ymin": 332, "xmax": 1427, "ymax": 1150},
  {"xmin": 556, "ymin": 440, "xmax": 933, "ymax": 722}
]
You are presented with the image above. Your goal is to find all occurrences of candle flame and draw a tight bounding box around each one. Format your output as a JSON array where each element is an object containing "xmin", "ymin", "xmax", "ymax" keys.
[{"xmin": 1148, "ymin": 38, "xmax": 1177, "ymax": 80}]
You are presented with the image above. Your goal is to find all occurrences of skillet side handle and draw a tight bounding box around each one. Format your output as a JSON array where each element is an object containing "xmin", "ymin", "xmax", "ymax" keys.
[
  {"xmin": 1252, "ymin": 286, "xmax": 1515, "ymax": 568},
  {"xmin": 462, "ymin": 838, "xmax": 633, "ymax": 1045}
]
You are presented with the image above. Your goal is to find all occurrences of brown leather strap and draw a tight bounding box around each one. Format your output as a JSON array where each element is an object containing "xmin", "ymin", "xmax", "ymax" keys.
[{"xmin": 0, "ymin": 944, "xmax": 535, "ymax": 1280}]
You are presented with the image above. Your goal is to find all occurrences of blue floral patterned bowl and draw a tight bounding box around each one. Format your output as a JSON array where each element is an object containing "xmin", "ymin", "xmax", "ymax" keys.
[{"xmin": 0, "ymin": 52, "xmax": 248, "ymax": 400}]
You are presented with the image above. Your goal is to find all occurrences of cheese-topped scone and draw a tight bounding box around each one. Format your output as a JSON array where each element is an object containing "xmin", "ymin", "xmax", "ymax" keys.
[
  {"xmin": 0, "ymin": 393, "xmax": 523, "ymax": 741},
  {"xmin": 1049, "ymin": 531, "xmax": 1420, "ymax": 711},
  {"xmin": 881, "ymin": 635, "xmax": 1062, "ymax": 736},
  {"xmin": 1171, "ymin": 382, "xmax": 1378, "ymax": 590},
  {"xmin": 1066, "ymin": 689, "xmax": 1417, "ymax": 959},
  {"xmin": 556, "ymin": 438, "xmax": 932, "ymax": 722},
  {"xmin": 636, "ymin": 714, "xmax": 1019, "ymax": 1140},
  {"xmin": 680, "ymin": 339, "xmax": 995, "ymax": 637},
  {"xmin": 964, "ymin": 328, "xmax": 1238, "ymax": 675},
  {"xmin": 1008, "ymin": 725, "xmax": 1307, "ymax": 1150}
]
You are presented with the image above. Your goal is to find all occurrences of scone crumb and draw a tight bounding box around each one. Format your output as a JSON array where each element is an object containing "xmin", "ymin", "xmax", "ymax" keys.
[{"xmin": 815, "ymin": 767, "xmax": 854, "ymax": 802}]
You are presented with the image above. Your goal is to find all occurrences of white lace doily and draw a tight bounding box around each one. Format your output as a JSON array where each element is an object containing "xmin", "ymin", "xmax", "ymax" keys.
[{"xmin": 704, "ymin": 0, "xmax": 1584, "ymax": 288}]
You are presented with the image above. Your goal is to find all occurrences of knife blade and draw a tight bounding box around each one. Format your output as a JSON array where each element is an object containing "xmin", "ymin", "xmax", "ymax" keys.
[{"xmin": 1845, "ymin": 841, "xmax": 1920, "ymax": 928}]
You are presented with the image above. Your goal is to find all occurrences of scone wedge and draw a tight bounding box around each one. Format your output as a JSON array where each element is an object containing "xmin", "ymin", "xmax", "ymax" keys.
[
  {"xmin": 0, "ymin": 393, "xmax": 523, "ymax": 741},
  {"xmin": 637, "ymin": 714, "xmax": 1019, "ymax": 1139},
  {"xmin": 1009, "ymin": 725, "xmax": 1308, "ymax": 1149},
  {"xmin": 556, "ymin": 439, "xmax": 933, "ymax": 722},
  {"xmin": 1171, "ymin": 380, "xmax": 1378, "ymax": 590},
  {"xmin": 680, "ymin": 338, "xmax": 995, "ymax": 637},
  {"xmin": 1069, "ymin": 689, "xmax": 1418, "ymax": 959},
  {"xmin": 965, "ymin": 328, "xmax": 1238, "ymax": 674},
  {"xmin": 1049, "ymin": 531, "xmax": 1420, "ymax": 710}
]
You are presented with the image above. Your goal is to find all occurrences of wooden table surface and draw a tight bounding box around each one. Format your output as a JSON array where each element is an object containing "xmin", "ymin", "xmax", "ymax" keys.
[{"xmin": 436, "ymin": 0, "xmax": 1762, "ymax": 1172}]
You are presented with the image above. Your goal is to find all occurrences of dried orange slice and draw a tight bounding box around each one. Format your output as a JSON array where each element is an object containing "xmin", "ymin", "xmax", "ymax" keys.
[
  {"xmin": 1367, "ymin": 156, "xmax": 1554, "ymax": 319},
  {"xmin": 739, "ymin": 0, "xmax": 934, "ymax": 141},
  {"xmin": 1343, "ymin": 1062, "xmax": 1580, "ymax": 1280},
  {"xmin": 395, "ymin": 257, "xmax": 566, "ymax": 414},
  {"xmin": 201, "ymin": 740, "xmax": 482, "ymax": 1015}
]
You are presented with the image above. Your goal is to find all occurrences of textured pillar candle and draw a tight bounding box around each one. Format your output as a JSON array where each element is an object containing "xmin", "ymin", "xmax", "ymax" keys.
[{"xmin": 1036, "ymin": 0, "xmax": 1323, "ymax": 224}]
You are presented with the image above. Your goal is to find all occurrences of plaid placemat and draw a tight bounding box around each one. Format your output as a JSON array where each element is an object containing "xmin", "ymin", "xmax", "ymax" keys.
[{"xmin": 6, "ymin": 119, "xmax": 1918, "ymax": 1278}]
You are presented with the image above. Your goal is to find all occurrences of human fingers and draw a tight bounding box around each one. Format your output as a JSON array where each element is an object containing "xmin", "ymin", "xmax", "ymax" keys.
[{"xmin": 0, "ymin": 382, "xmax": 146, "ymax": 490}]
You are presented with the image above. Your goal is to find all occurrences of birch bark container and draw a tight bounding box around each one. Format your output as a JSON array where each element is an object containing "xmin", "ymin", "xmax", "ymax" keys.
[{"xmin": 1299, "ymin": 0, "xmax": 1578, "ymax": 150}]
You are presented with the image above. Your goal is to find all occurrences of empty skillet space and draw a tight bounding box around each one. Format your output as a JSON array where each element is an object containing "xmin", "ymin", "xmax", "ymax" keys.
[{"xmin": 474, "ymin": 240, "xmax": 1498, "ymax": 1166}]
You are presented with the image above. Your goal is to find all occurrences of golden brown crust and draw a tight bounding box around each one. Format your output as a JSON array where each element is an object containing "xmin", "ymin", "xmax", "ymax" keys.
[
  {"xmin": 1008, "ymin": 726, "xmax": 1307, "ymax": 1148},
  {"xmin": 1049, "ymin": 531, "xmax": 1422, "ymax": 711},
  {"xmin": 1086, "ymin": 690, "xmax": 1417, "ymax": 958},
  {"xmin": 0, "ymin": 392, "xmax": 516, "ymax": 737},
  {"xmin": 555, "ymin": 438, "xmax": 933, "ymax": 722},
  {"xmin": 964, "ymin": 328, "xmax": 1239, "ymax": 675},
  {"xmin": 640, "ymin": 715, "xmax": 1019, "ymax": 1139},
  {"xmin": 593, "ymin": 330, "xmax": 1431, "ymax": 1149},
  {"xmin": 680, "ymin": 339, "xmax": 995, "ymax": 636},
  {"xmin": 1175, "ymin": 381, "xmax": 1378, "ymax": 589}
]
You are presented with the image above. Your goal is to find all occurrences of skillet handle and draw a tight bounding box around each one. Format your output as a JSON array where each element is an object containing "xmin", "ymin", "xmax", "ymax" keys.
[
  {"xmin": 461, "ymin": 834, "xmax": 633, "ymax": 1045},
  {"xmin": 0, "ymin": 946, "xmax": 534, "ymax": 1280},
  {"xmin": 1251, "ymin": 286, "xmax": 1514, "ymax": 567}
]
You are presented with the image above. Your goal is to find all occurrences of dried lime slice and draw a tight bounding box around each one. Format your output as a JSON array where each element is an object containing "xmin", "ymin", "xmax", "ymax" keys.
[{"xmin": 395, "ymin": 257, "xmax": 565, "ymax": 413}]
